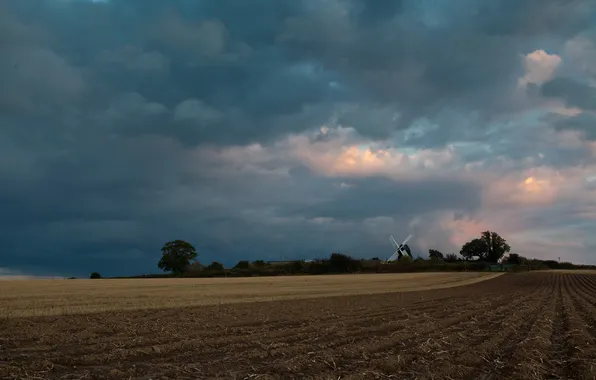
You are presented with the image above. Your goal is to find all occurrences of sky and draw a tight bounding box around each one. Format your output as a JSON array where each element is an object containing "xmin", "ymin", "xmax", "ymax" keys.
[{"xmin": 1, "ymin": 0, "xmax": 596, "ymax": 278}]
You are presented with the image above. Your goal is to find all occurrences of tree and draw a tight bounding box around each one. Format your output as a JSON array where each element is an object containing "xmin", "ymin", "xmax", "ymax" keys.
[
  {"xmin": 460, "ymin": 230, "xmax": 511, "ymax": 262},
  {"xmin": 157, "ymin": 240, "xmax": 198, "ymax": 275},
  {"xmin": 505, "ymin": 253, "xmax": 526, "ymax": 265},
  {"xmin": 480, "ymin": 230, "xmax": 511, "ymax": 263},
  {"xmin": 206, "ymin": 261, "xmax": 224, "ymax": 271},
  {"xmin": 460, "ymin": 238, "xmax": 488, "ymax": 260},
  {"xmin": 444, "ymin": 253, "xmax": 459, "ymax": 262},
  {"xmin": 90, "ymin": 272, "xmax": 101, "ymax": 279},
  {"xmin": 428, "ymin": 249, "xmax": 444, "ymax": 260},
  {"xmin": 329, "ymin": 253, "xmax": 361, "ymax": 272}
]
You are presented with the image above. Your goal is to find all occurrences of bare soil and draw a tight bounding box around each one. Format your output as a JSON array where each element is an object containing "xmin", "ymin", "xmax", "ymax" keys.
[{"xmin": 1, "ymin": 272, "xmax": 595, "ymax": 380}]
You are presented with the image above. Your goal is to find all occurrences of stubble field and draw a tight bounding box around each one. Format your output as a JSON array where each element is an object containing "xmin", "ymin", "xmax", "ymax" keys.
[
  {"xmin": 1, "ymin": 271, "xmax": 596, "ymax": 379},
  {"xmin": 0, "ymin": 272, "xmax": 502, "ymax": 318}
]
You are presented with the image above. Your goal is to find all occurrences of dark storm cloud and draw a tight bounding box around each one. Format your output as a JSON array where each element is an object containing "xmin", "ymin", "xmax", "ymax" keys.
[
  {"xmin": 281, "ymin": 177, "xmax": 482, "ymax": 221},
  {"xmin": 0, "ymin": 139, "xmax": 456, "ymax": 275},
  {"xmin": 1, "ymin": 0, "xmax": 596, "ymax": 276},
  {"xmin": 275, "ymin": 0, "xmax": 596, "ymax": 136},
  {"xmin": 5, "ymin": 0, "xmax": 595, "ymax": 144}
]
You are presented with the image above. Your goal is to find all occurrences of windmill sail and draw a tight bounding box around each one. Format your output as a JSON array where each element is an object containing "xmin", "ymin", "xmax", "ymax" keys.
[{"xmin": 387, "ymin": 233, "xmax": 413, "ymax": 261}]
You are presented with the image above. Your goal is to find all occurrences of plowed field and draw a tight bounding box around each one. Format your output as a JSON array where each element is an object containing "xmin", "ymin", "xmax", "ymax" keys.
[{"xmin": 2, "ymin": 272, "xmax": 596, "ymax": 380}]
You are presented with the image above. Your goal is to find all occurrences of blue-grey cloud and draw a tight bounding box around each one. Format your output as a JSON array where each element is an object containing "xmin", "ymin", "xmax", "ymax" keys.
[
  {"xmin": 541, "ymin": 77, "xmax": 596, "ymax": 110},
  {"xmin": 1, "ymin": 0, "xmax": 596, "ymax": 277},
  {"xmin": 548, "ymin": 112, "xmax": 596, "ymax": 140}
]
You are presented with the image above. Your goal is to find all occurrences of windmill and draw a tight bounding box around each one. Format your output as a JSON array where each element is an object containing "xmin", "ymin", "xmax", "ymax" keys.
[{"xmin": 387, "ymin": 233, "xmax": 413, "ymax": 261}]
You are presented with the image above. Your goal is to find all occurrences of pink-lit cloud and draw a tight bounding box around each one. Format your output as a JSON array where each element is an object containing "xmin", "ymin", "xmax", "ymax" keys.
[
  {"xmin": 518, "ymin": 49, "xmax": 562, "ymax": 88},
  {"xmin": 287, "ymin": 128, "xmax": 459, "ymax": 180},
  {"xmin": 188, "ymin": 117, "xmax": 595, "ymax": 263}
]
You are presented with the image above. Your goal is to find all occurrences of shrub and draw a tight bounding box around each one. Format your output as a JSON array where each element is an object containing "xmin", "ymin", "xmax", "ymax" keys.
[
  {"xmin": 234, "ymin": 261, "xmax": 250, "ymax": 269},
  {"xmin": 252, "ymin": 260, "xmax": 266, "ymax": 267},
  {"xmin": 206, "ymin": 261, "xmax": 224, "ymax": 271},
  {"xmin": 184, "ymin": 262, "xmax": 203, "ymax": 276},
  {"xmin": 399, "ymin": 255, "xmax": 413, "ymax": 263}
]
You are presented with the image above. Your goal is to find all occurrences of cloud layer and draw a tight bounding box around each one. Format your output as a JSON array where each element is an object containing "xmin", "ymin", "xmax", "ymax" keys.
[{"xmin": 1, "ymin": 0, "xmax": 596, "ymax": 277}]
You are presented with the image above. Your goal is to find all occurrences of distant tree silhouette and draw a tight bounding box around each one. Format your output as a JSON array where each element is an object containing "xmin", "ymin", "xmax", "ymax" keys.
[
  {"xmin": 460, "ymin": 231, "xmax": 510, "ymax": 263},
  {"xmin": 90, "ymin": 272, "xmax": 101, "ymax": 279},
  {"xmin": 157, "ymin": 240, "xmax": 198, "ymax": 275},
  {"xmin": 428, "ymin": 249, "xmax": 444, "ymax": 260},
  {"xmin": 329, "ymin": 253, "xmax": 361, "ymax": 272},
  {"xmin": 234, "ymin": 260, "xmax": 250, "ymax": 269},
  {"xmin": 460, "ymin": 238, "xmax": 487, "ymax": 260},
  {"xmin": 480, "ymin": 230, "xmax": 511, "ymax": 262}
]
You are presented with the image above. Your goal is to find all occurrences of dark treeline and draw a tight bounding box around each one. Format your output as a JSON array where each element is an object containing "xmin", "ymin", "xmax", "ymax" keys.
[
  {"xmin": 93, "ymin": 232, "xmax": 596, "ymax": 279},
  {"xmin": 110, "ymin": 252, "xmax": 595, "ymax": 279}
]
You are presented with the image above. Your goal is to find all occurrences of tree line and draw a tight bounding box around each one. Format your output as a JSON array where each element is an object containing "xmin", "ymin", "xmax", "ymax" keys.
[{"xmin": 88, "ymin": 230, "xmax": 594, "ymax": 279}]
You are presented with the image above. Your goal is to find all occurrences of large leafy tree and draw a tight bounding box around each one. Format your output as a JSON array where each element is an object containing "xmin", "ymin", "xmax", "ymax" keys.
[
  {"xmin": 460, "ymin": 238, "xmax": 488, "ymax": 260},
  {"xmin": 460, "ymin": 230, "xmax": 510, "ymax": 262},
  {"xmin": 157, "ymin": 240, "xmax": 198, "ymax": 275},
  {"xmin": 481, "ymin": 230, "xmax": 511, "ymax": 262}
]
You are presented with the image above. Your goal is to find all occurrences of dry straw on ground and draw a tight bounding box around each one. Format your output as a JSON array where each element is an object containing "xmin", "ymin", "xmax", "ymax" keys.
[{"xmin": 0, "ymin": 272, "xmax": 502, "ymax": 317}]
